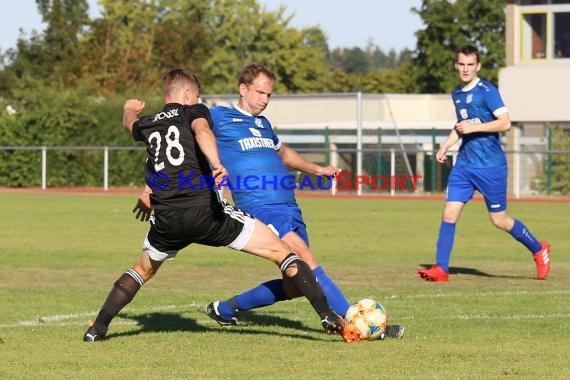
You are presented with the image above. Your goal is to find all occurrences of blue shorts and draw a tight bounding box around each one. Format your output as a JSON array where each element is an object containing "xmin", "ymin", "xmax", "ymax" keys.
[
  {"xmin": 245, "ymin": 203, "xmax": 310, "ymax": 246},
  {"xmin": 446, "ymin": 165, "xmax": 507, "ymax": 212}
]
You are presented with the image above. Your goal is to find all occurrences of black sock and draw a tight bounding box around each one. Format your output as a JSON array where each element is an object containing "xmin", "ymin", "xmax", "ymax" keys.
[
  {"xmin": 279, "ymin": 253, "xmax": 331, "ymax": 319},
  {"xmin": 93, "ymin": 269, "xmax": 143, "ymax": 334}
]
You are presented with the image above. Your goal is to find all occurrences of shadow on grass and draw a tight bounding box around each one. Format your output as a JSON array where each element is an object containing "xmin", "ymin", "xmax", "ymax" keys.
[
  {"xmin": 105, "ymin": 311, "xmax": 324, "ymax": 342},
  {"xmin": 418, "ymin": 264, "xmax": 528, "ymax": 279},
  {"xmin": 240, "ymin": 311, "xmax": 323, "ymax": 333}
]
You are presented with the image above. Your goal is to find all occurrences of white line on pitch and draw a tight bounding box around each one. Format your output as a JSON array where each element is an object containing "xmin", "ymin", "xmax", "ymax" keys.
[{"xmin": 0, "ymin": 303, "xmax": 202, "ymax": 329}]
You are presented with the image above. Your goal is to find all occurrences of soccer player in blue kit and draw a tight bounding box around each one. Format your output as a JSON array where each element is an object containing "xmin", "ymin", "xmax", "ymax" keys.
[
  {"xmin": 204, "ymin": 63, "xmax": 350, "ymax": 322},
  {"xmin": 134, "ymin": 64, "xmax": 404, "ymax": 338},
  {"xmin": 418, "ymin": 45, "xmax": 551, "ymax": 282}
]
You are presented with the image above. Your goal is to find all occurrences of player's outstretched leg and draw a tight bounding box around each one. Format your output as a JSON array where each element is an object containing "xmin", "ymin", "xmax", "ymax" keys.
[
  {"xmin": 206, "ymin": 279, "xmax": 289, "ymax": 324},
  {"xmin": 83, "ymin": 269, "xmax": 144, "ymax": 342},
  {"xmin": 208, "ymin": 265, "xmax": 351, "ymax": 324}
]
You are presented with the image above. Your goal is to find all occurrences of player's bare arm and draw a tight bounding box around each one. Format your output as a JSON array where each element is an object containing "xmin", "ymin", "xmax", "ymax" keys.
[
  {"xmin": 436, "ymin": 128, "xmax": 461, "ymax": 163},
  {"xmin": 122, "ymin": 99, "xmax": 146, "ymax": 133},
  {"xmin": 191, "ymin": 118, "xmax": 228, "ymax": 182},
  {"xmin": 278, "ymin": 144, "xmax": 341, "ymax": 176},
  {"xmin": 455, "ymin": 113, "xmax": 511, "ymax": 135}
]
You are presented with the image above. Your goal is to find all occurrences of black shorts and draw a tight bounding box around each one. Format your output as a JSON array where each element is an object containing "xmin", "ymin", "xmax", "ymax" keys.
[{"xmin": 143, "ymin": 202, "xmax": 254, "ymax": 261}]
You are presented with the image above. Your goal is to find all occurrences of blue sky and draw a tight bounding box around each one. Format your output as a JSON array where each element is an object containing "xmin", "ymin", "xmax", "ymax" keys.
[
  {"xmin": 0, "ymin": 0, "xmax": 423, "ymax": 52},
  {"xmin": 259, "ymin": 0, "xmax": 423, "ymax": 51}
]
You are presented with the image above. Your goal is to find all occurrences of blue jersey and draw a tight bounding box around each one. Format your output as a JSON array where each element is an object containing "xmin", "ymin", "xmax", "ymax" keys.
[
  {"xmin": 210, "ymin": 105, "xmax": 295, "ymax": 209},
  {"xmin": 452, "ymin": 78, "xmax": 507, "ymax": 168}
]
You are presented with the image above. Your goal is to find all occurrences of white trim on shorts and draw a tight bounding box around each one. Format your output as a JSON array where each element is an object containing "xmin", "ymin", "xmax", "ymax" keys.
[
  {"xmin": 224, "ymin": 205, "xmax": 255, "ymax": 250},
  {"xmin": 143, "ymin": 235, "xmax": 178, "ymax": 262}
]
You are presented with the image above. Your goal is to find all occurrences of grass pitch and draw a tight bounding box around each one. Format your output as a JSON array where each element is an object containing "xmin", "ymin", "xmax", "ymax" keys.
[{"xmin": 0, "ymin": 192, "xmax": 569, "ymax": 379}]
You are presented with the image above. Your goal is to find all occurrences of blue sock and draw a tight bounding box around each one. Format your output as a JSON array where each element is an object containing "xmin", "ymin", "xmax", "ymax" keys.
[
  {"xmin": 436, "ymin": 221, "xmax": 456, "ymax": 272},
  {"xmin": 313, "ymin": 266, "xmax": 350, "ymax": 317},
  {"xmin": 218, "ymin": 279, "xmax": 287, "ymax": 319},
  {"xmin": 508, "ymin": 219, "xmax": 542, "ymax": 254}
]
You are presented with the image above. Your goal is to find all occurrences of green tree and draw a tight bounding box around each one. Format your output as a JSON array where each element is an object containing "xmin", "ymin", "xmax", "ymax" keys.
[
  {"xmin": 326, "ymin": 69, "xmax": 360, "ymax": 93},
  {"xmin": 198, "ymin": 0, "xmax": 332, "ymax": 93},
  {"xmin": 81, "ymin": 0, "xmax": 212, "ymax": 94},
  {"xmin": 327, "ymin": 42, "xmax": 415, "ymax": 92},
  {"xmin": 37, "ymin": 0, "xmax": 90, "ymax": 86},
  {"xmin": 83, "ymin": 0, "xmax": 165, "ymax": 94},
  {"xmin": 463, "ymin": 0, "xmax": 507, "ymax": 83},
  {"xmin": 330, "ymin": 47, "xmax": 369, "ymax": 74},
  {"xmin": 361, "ymin": 68, "xmax": 414, "ymax": 94},
  {"xmin": 0, "ymin": 0, "xmax": 91, "ymax": 96},
  {"xmin": 274, "ymin": 25, "xmax": 333, "ymax": 93},
  {"xmin": 330, "ymin": 45, "xmax": 411, "ymax": 75},
  {"xmin": 367, "ymin": 44, "xmax": 411, "ymax": 70},
  {"xmin": 411, "ymin": 0, "xmax": 507, "ymax": 93}
]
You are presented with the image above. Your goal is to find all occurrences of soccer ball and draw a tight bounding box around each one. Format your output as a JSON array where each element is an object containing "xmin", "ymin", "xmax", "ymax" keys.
[{"xmin": 345, "ymin": 298, "xmax": 388, "ymax": 340}]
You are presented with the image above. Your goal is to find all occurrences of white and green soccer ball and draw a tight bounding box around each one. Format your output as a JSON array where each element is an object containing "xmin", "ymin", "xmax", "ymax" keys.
[{"xmin": 345, "ymin": 298, "xmax": 388, "ymax": 340}]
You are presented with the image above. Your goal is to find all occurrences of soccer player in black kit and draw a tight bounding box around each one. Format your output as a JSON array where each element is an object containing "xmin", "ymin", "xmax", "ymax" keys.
[{"xmin": 83, "ymin": 69, "xmax": 360, "ymax": 343}]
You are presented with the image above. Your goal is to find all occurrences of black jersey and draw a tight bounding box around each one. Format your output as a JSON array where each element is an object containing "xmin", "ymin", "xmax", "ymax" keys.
[{"xmin": 132, "ymin": 103, "xmax": 218, "ymax": 209}]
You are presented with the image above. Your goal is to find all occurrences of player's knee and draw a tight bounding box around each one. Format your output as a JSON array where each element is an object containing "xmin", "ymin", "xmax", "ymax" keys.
[
  {"xmin": 283, "ymin": 265, "xmax": 297, "ymax": 278},
  {"xmin": 489, "ymin": 218, "xmax": 502, "ymax": 229},
  {"xmin": 132, "ymin": 251, "xmax": 162, "ymax": 281},
  {"xmin": 279, "ymin": 253, "xmax": 309, "ymax": 279},
  {"xmin": 442, "ymin": 212, "xmax": 459, "ymax": 223},
  {"xmin": 489, "ymin": 213, "xmax": 512, "ymax": 231},
  {"xmin": 494, "ymin": 221, "xmax": 511, "ymax": 231}
]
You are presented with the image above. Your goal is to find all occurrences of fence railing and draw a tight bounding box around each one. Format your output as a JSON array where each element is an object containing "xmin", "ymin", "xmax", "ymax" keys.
[
  {"xmin": 1, "ymin": 145, "xmax": 569, "ymax": 197},
  {"xmin": 0, "ymin": 146, "xmax": 144, "ymax": 191}
]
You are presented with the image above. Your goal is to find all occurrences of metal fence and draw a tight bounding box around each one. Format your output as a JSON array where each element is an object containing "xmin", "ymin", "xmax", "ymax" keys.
[{"xmin": 1, "ymin": 145, "xmax": 569, "ymax": 197}]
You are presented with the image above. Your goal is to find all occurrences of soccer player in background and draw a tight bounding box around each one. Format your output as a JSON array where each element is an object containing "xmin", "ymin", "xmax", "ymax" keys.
[
  {"xmin": 418, "ymin": 45, "xmax": 551, "ymax": 283},
  {"xmin": 84, "ymin": 69, "xmax": 359, "ymax": 343}
]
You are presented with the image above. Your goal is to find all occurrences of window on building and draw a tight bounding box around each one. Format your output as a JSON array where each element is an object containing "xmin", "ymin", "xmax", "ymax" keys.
[
  {"xmin": 518, "ymin": 1, "xmax": 570, "ymax": 60},
  {"xmin": 554, "ymin": 12, "xmax": 570, "ymax": 57},
  {"xmin": 522, "ymin": 13, "xmax": 547, "ymax": 59}
]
